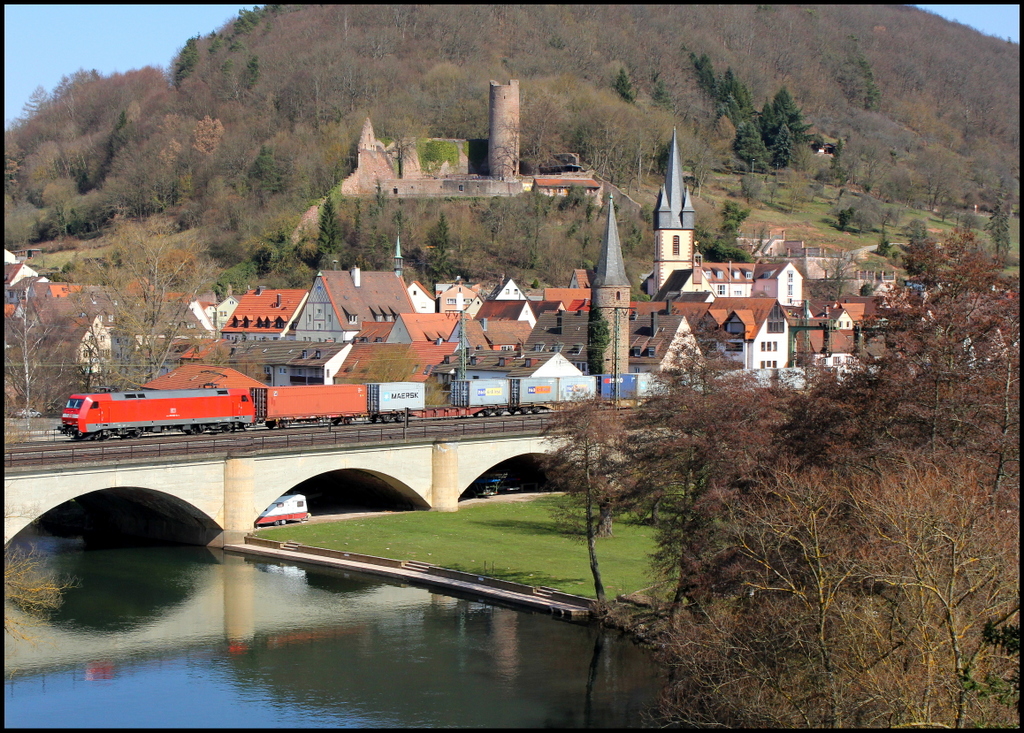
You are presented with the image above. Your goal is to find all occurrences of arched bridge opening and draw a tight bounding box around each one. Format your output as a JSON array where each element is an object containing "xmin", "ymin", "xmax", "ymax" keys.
[
  {"xmin": 460, "ymin": 453, "xmax": 550, "ymax": 501},
  {"xmin": 287, "ymin": 468, "xmax": 429, "ymax": 520},
  {"xmin": 26, "ymin": 487, "xmax": 223, "ymax": 547}
]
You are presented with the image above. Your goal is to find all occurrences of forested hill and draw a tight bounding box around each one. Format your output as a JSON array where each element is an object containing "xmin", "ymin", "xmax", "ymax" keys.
[{"xmin": 4, "ymin": 4, "xmax": 1019, "ymax": 291}]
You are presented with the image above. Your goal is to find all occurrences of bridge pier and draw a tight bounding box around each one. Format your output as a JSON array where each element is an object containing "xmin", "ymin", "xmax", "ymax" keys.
[
  {"xmin": 431, "ymin": 441, "xmax": 460, "ymax": 512},
  {"xmin": 223, "ymin": 454, "xmax": 256, "ymax": 546}
]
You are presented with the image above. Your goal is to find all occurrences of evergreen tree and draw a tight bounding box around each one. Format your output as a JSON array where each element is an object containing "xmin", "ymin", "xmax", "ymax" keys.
[
  {"xmin": 174, "ymin": 36, "xmax": 200, "ymax": 88},
  {"xmin": 250, "ymin": 145, "xmax": 283, "ymax": 194},
  {"xmin": 652, "ymin": 77, "xmax": 673, "ymax": 110},
  {"xmin": 427, "ymin": 213, "xmax": 454, "ymax": 283},
  {"xmin": 242, "ymin": 55, "xmax": 260, "ymax": 89},
  {"xmin": 613, "ymin": 67, "xmax": 636, "ymax": 103},
  {"xmin": 689, "ymin": 52, "xmax": 717, "ymax": 101},
  {"xmin": 769, "ymin": 87, "xmax": 810, "ymax": 144},
  {"xmin": 985, "ymin": 188, "xmax": 1011, "ymax": 262},
  {"xmin": 732, "ymin": 120, "xmax": 769, "ymax": 171},
  {"xmin": 316, "ymin": 196, "xmax": 340, "ymax": 257},
  {"xmin": 718, "ymin": 68, "xmax": 754, "ymax": 124},
  {"xmin": 587, "ymin": 307, "xmax": 610, "ymax": 376},
  {"xmin": 770, "ymin": 122, "xmax": 794, "ymax": 170}
]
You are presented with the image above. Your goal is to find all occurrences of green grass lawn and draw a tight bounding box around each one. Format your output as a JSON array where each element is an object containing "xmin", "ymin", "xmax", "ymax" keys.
[{"xmin": 257, "ymin": 495, "xmax": 658, "ymax": 599}]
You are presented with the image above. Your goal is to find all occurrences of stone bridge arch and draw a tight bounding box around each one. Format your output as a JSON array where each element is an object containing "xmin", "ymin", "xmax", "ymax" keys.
[{"xmin": 456, "ymin": 435, "xmax": 554, "ymax": 495}]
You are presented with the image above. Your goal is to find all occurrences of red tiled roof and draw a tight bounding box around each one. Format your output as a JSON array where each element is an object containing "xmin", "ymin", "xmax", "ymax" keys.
[
  {"xmin": 543, "ymin": 288, "xmax": 591, "ymax": 308},
  {"xmin": 397, "ymin": 313, "xmax": 460, "ymax": 342},
  {"xmin": 143, "ymin": 364, "xmax": 266, "ymax": 390},
  {"xmin": 222, "ymin": 288, "xmax": 308, "ymax": 334},
  {"xmin": 533, "ymin": 178, "xmax": 600, "ymax": 188}
]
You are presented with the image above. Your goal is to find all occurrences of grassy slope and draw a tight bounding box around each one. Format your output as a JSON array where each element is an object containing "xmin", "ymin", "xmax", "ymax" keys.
[{"xmin": 258, "ymin": 494, "xmax": 658, "ymax": 599}]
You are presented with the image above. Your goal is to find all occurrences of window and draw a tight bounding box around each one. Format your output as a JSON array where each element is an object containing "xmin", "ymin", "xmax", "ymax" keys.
[
  {"xmin": 767, "ymin": 305, "xmax": 785, "ymax": 333},
  {"xmin": 733, "ymin": 289, "xmax": 743, "ymax": 296},
  {"xmin": 447, "ymin": 298, "xmax": 458, "ymax": 305},
  {"xmin": 278, "ymin": 367, "xmax": 287, "ymax": 374},
  {"xmin": 672, "ymin": 235, "xmax": 680, "ymax": 256},
  {"xmin": 787, "ymin": 284, "xmax": 794, "ymax": 296},
  {"xmin": 458, "ymin": 184, "xmax": 464, "ymax": 192},
  {"xmin": 724, "ymin": 342, "xmax": 743, "ymax": 352},
  {"xmin": 725, "ymin": 321, "xmax": 744, "ymax": 334},
  {"xmin": 264, "ymin": 366, "xmax": 272, "ymax": 373},
  {"xmin": 788, "ymin": 270, "xmax": 794, "ymax": 281},
  {"xmin": 717, "ymin": 284, "xmax": 726, "ymax": 296},
  {"xmin": 348, "ymin": 314, "xmax": 358, "ymax": 325}
]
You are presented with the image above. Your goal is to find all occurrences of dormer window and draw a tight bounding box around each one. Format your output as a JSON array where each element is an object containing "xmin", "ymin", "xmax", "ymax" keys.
[{"xmin": 533, "ymin": 343, "xmax": 544, "ymax": 351}]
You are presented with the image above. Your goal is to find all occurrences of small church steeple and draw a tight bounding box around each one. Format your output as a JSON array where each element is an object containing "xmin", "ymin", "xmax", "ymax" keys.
[{"xmin": 393, "ymin": 234, "xmax": 404, "ymax": 278}]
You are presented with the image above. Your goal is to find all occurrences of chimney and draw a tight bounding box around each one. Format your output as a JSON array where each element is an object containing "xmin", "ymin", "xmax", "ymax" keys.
[
  {"xmin": 351, "ymin": 266, "xmax": 361, "ymax": 287},
  {"xmin": 555, "ymin": 314, "xmax": 563, "ymax": 333},
  {"xmin": 651, "ymin": 311, "xmax": 659, "ymax": 334},
  {"xmin": 275, "ymin": 292, "xmax": 281, "ymax": 307},
  {"xmin": 481, "ymin": 318, "xmax": 488, "ymax": 331},
  {"xmin": 256, "ymin": 285, "xmax": 266, "ymax": 296}
]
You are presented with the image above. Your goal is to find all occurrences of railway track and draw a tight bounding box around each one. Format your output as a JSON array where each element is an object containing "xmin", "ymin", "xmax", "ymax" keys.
[{"xmin": 5, "ymin": 413, "xmax": 553, "ymax": 469}]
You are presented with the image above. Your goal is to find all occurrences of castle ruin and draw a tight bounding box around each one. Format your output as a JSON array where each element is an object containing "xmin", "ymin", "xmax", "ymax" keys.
[{"xmin": 341, "ymin": 80, "xmax": 525, "ymax": 198}]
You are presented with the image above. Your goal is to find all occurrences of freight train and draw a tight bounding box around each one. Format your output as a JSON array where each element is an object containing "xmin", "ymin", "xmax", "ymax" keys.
[{"xmin": 58, "ymin": 375, "xmax": 654, "ymax": 441}]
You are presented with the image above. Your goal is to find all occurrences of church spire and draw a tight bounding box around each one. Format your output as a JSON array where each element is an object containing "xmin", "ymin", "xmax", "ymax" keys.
[
  {"xmin": 654, "ymin": 128, "xmax": 695, "ymax": 231},
  {"xmin": 593, "ymin": 194, "xmax": 629, "ymax": 289},
  {"xmin": 393, "ymin": 233, "xmax": 404, "ymax": 278}
]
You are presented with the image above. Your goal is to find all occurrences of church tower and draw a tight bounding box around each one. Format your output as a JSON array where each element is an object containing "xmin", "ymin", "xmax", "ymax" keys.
[
  {"xmin": 651, "ymin": 128, "xmax": 696, "ymax": 294},
  {"xmin": 393, "ymin": 234, "xmax": 404, "ymax": 279},
  {"xmin": 591, "ymin": 194, "xmax": 630, "ymax": 378}
]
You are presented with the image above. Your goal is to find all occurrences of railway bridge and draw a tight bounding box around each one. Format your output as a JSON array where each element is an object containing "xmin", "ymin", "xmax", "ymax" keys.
[{"xmin": 4, "ymin": 416, "xmax": 555, "ymax": 547}]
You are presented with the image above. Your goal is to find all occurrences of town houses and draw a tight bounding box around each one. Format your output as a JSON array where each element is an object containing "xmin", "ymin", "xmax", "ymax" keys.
[{"xmin": 6, "ymin": 130, "xmax": 889, "ymax": 410}]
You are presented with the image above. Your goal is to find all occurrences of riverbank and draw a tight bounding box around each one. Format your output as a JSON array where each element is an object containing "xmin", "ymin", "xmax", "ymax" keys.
[
  {"xmin": 225, "ymin": 536, "xmax": 593, "ymax": 619},
  {"xmin": 257, "ymin": 493, "xmax": 657, "ymax": 599}
]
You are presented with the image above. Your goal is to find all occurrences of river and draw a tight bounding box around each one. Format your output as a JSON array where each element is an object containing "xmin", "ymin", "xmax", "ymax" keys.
[{"xmin": 5, "ymin": 528, "xmax": 662, "ymax": 728}]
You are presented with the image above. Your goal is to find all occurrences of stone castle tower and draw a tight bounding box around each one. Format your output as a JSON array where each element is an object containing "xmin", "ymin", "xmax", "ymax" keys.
[
  {"xmin": 488, "ymin": 79, "xmax": 520, "ymax": 181},
  {"xmin": 651, "ymin": 128, "xmax": 696, "ymax": 294},
  {"xmin": 591, "ymin": 195, "xmax": 630, "ymax": 377}
]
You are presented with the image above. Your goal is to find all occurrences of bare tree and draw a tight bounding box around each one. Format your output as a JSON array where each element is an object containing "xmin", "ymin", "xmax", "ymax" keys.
[
  {"xmin": 542, "ymin": 400, "xmax": 629, "ymax": 602},
  {"xmin": 80, "ymin": 220, "xmax": 216, "ymax": 388}
]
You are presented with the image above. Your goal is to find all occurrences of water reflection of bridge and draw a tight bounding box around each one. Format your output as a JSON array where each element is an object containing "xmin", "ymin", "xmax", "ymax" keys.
[{"xmin": 4, "ymin": 551, "xmax": 443, "ymax": 675}]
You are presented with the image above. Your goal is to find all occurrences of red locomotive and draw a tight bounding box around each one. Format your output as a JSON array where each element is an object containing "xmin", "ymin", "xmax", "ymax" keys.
[{"xmin": 60, "ymin": 388, "xmax": 255, "ymax": 440}]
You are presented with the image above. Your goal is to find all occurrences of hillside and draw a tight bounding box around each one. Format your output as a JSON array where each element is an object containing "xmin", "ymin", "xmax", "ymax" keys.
[{"xmin": 4, "ymin": 4, "xmax": 1019, "ymax": 292}]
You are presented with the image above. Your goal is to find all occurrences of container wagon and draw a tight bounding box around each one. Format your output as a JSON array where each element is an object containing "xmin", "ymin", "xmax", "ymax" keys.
[
  {"xmin": 450, "ymin": 379, "xmax": 510, "ymax": 416},
  {"xmin": 595, "ymin": 373, "xmax": 654, "ymax": 401},
  {"xmin": 251, "ymin": 384, "xmax": 367, "ymax": 428},
  {"xmin": 366, "ymin": 382, "xmax": 425, "ymax": 422},
  {"xmin": 510, "ymin": 378, "xmax": 558, "ymax": 411}
]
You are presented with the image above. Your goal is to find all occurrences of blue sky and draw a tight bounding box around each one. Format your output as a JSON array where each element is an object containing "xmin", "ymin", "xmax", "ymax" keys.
[{"xmin": 4, "ymin": 4, "xmax": 1020, "ymax": 129}]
